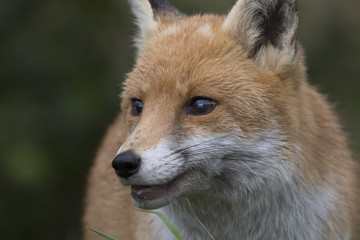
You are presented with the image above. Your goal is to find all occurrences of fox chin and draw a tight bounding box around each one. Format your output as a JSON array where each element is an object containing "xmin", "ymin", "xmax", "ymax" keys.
[{"xmin": 83, "ymin": 0, "xmax": 358, "ymax": 239}]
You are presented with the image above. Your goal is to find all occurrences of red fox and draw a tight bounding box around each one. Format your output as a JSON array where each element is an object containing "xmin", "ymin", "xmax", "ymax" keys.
[{"xmin": 83, "ymin": 0, "xmax": 358, "ymax": 239}]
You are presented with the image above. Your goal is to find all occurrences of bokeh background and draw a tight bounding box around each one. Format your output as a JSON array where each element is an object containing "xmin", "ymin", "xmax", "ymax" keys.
[{"xmin": 1, "ymin": 0, "xmax": 359, "ymax": 239}]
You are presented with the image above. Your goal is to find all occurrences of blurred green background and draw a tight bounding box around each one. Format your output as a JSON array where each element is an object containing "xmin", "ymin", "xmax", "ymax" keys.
[{"xmin": 1, "ymin": 0, "xmax": 359, "ymax": 239}]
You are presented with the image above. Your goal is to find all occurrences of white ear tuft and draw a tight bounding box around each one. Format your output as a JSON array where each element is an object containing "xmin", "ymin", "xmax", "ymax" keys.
[
  {"xmin": 127, "ymin": 0, "xmax": 158, "ymax": 47},
  {"xmin": 223, "ymin": 0, "xmax": 299, "ymax": 72},
  {"xmin": 128, "ymin": 0, "xmax": 183, "ymax": 52}
]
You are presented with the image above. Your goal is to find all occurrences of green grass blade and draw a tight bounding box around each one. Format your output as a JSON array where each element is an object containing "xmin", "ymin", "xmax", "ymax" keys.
[
  {"xmin": 87, "ymin": 226, "xmax": 118, "ymax": 240},
  {"xmin": 136, "ymin": 209, "xmax": 184, "ymax": 240},
  {"xmin": 186, "ymin": 198, "xmax": 215, "ymax": 240}
]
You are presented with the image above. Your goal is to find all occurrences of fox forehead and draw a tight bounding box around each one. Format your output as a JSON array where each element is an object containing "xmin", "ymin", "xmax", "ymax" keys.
[{"xmin": 123, "ymin": 15, "xmax": 282, "ymax": 102}]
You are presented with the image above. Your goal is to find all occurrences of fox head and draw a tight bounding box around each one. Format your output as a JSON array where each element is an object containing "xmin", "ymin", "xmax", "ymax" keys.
[{"xmin": 113, "ymin": 0, "xmax": 304, "ymax": 210}]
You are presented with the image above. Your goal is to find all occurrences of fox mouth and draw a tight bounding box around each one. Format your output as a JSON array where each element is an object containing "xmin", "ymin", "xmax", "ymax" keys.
[
  {"xmin": 131, "ymin": 184, "xmax": 172, "ymax": 203},
  {"xmin": 130, "ymin": 170, "xmax": 204, "ymax": 209}
]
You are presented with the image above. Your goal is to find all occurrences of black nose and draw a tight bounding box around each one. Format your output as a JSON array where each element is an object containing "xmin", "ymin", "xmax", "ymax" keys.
[{"xmin": 112, "ymin": 150, "xmax": 141, "ymax": 179}]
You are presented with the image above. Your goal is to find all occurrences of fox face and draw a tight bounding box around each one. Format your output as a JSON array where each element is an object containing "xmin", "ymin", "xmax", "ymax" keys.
[{"xmin": 113, "ymin": 0, "xmax": 302, "ymax": 210}]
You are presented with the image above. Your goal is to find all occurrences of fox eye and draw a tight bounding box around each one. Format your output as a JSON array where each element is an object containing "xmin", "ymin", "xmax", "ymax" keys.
[
  {"xmin": 187, "ymin": 97, "xmax": 217, "ymax": 116},
  {"xmin": 131, "ymin": 99, "xmax": 143, "ymax": 117}
]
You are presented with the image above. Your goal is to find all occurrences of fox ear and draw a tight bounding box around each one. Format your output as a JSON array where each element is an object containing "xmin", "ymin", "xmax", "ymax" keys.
[
  {"xmin": 223, "ymin": 0, "xmax": 299, "ymax": 72},
  {"xmin": 128, "ymin": 0, "xmax": 183, "ymax": 48}
]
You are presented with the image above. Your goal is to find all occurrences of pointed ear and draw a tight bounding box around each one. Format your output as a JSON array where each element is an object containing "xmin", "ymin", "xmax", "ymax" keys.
[
  {"xmin": 222, "ymin": 0, "xmax": 299, "ymax": 72},
  {"xmin": 128, "ymin": 0, "xmax": 183, "ymax": 48}
]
